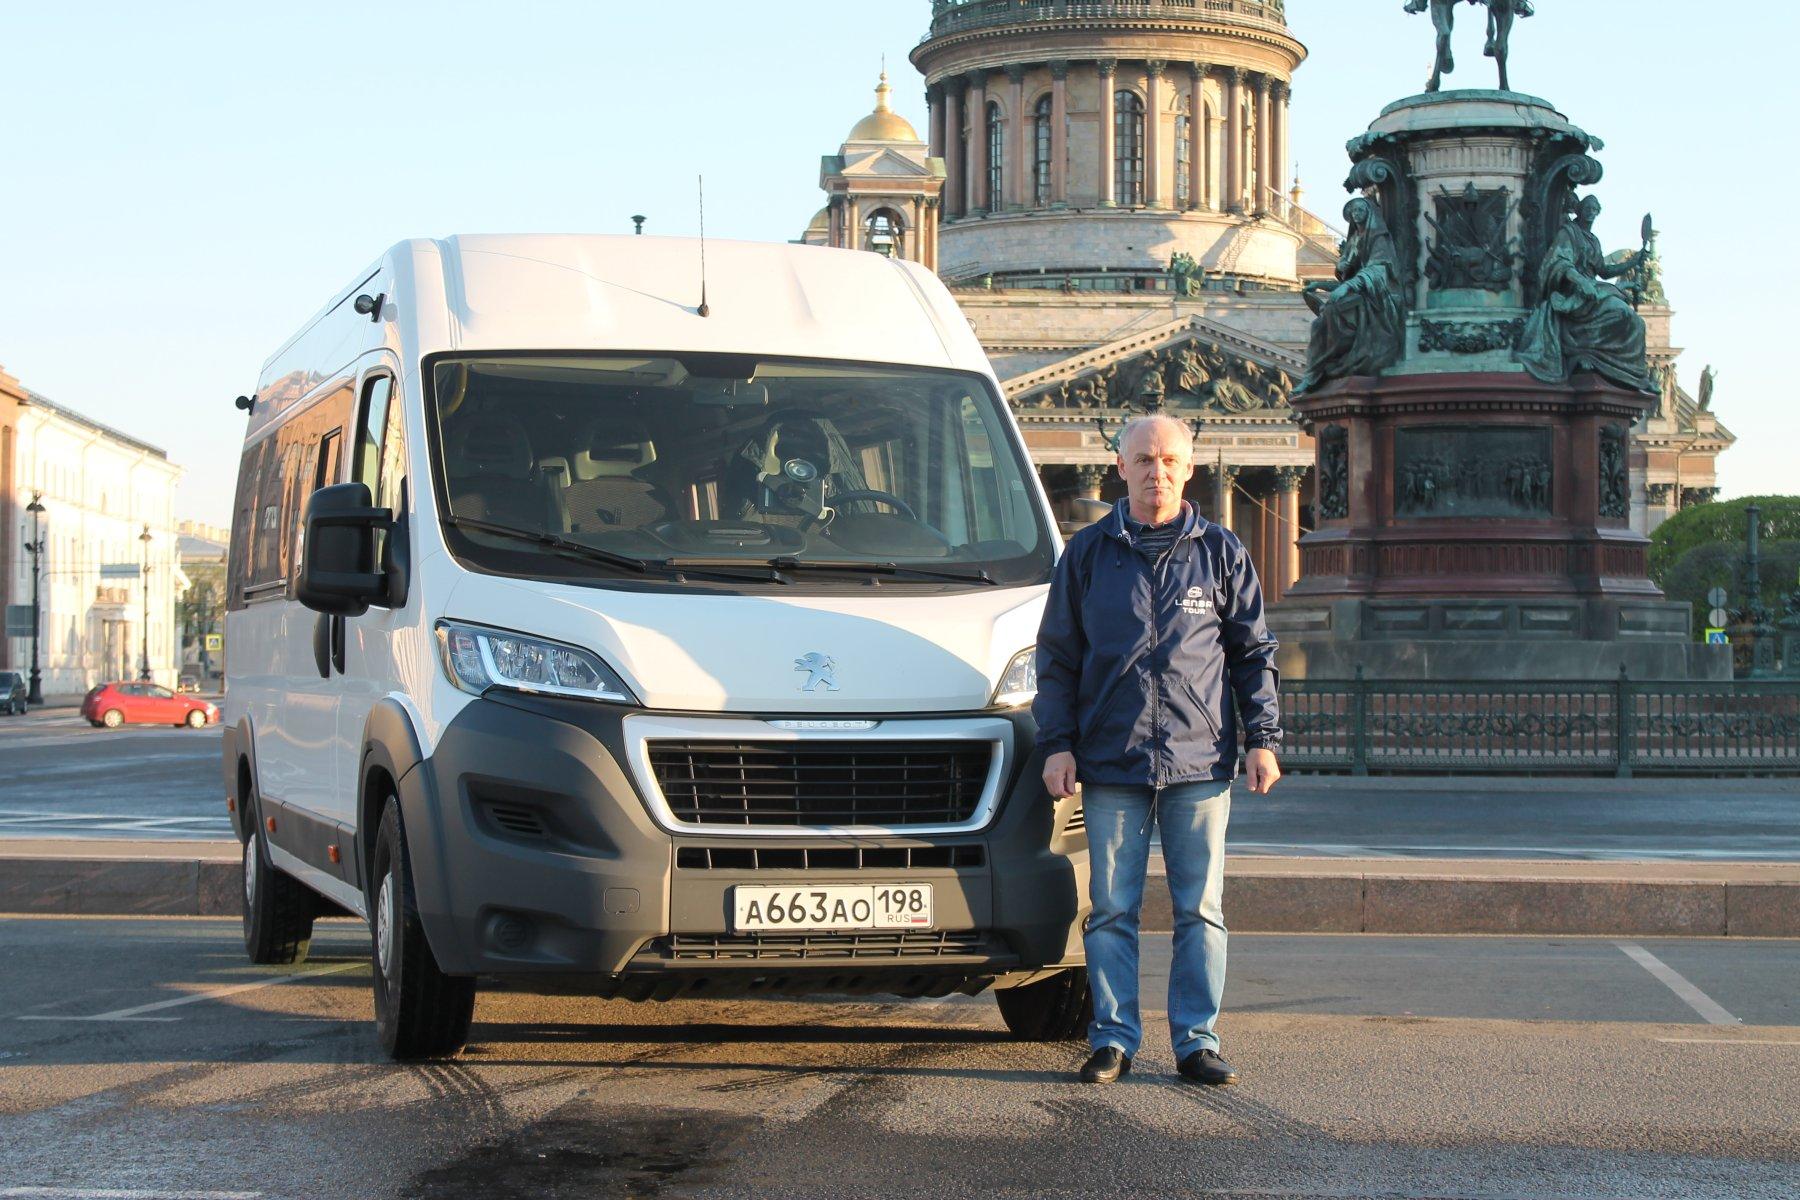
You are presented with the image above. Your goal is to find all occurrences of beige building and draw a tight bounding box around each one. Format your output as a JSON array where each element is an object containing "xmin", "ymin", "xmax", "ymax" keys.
[
  {"xmin": 2, "ymin": 366, "xmax": 185, "ymax": 698},
  {"xmin": 805, "ymin": 0, "xmax": 1731, "ymax": 592}
]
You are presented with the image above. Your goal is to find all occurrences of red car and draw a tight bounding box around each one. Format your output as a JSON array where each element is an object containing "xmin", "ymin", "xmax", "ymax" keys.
[{"xmin": 82, "ymin": 682, "xmax": 219, "ymax": 730}]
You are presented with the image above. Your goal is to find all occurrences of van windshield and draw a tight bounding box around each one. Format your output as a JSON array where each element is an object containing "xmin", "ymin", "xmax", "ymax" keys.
[{"xmin": 426, "ymin": 355, "xmax": 1052, "ymax": 589}]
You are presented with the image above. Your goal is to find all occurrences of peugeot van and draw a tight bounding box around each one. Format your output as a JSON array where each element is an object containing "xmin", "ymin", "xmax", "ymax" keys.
[{"xmin": 223, "ymin": 235, "xmax": 1089, "ymax": 1059}]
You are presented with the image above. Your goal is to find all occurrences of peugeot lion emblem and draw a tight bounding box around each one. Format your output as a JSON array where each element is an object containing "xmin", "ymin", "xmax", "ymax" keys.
[{"xmin": 794, "ymin": 652, "xmax": 840, "ymax": 692}]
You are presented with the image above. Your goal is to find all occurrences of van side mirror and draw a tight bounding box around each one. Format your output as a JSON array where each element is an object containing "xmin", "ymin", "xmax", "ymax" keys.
[{"xmin": 296, "ymin": 483, "xmax": 390, "ymax": 617}]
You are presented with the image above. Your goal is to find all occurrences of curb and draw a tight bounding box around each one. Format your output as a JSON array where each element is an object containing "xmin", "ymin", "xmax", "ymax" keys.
[{"xmin": 2, "ymin": 846, "xmax": 1797, "ymax": 937}]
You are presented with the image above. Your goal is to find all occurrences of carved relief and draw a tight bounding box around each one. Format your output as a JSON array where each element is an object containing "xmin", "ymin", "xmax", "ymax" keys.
[
  {"xmin": 1598, "ymin": 424, "xmax": 1629, "ymax": 520},
  {"xmin": 1424, "ymin": 184, "xmax": 1515, "ymax": 292},
  {"xmin": 1317, "ymin": 425, "xmax": 1349, "ymax": 521},
  {"xmin": 1418, "ymin": 317, "xmax": 1526, "ymax": 354},
  {"xmin": 1394, "ymin": 426, "xmax": 1553, "ymax": 519},
  {"xmin": 1015, "ymin": 338, "xmax": 1293, "ymax": 415}
]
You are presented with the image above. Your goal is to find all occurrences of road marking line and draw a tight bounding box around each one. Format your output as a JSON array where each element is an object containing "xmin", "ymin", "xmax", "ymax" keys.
[
  {"xmin": 1616, "ymin": 941, "xmax": 1741, "ymax": 1026},
  {"xmin": 14, "ymin": 961, "xmax": 362, "ymax": 1023},
  {"xmin": 1656, "ymin": 1037, "xmax": 1800, "ymax": 1045},
  {"xmin": 0, "ymin": 1190, "xmax": 262, "ymax": 1199}
]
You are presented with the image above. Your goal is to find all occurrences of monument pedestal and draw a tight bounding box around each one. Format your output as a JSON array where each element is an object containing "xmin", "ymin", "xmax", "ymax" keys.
[{"xmin": 1276, "ymin": 370, "xmax": 1724, "ymax": 680}]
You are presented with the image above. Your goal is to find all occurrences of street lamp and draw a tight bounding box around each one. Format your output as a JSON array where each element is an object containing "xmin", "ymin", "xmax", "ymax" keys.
[
  {"xmin": 139, "ymin": 524, "xmax": 153, "ymax": 682},
  {"xmin": 23, "ymin": 491, "xmax": 45, "ymax": 705}
]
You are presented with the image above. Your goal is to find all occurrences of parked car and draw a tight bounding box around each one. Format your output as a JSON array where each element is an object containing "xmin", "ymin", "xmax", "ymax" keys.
[
  {"xmin": 0, "ymin": 671, "xmax": 25, "ymax": 715},
  {"xmin": 176, "ymin": 669, "xmax": 203, "ymax": 694},
  {"xmin": 82, "ymin": 681, "xmax": 219, "ymax": 729}
]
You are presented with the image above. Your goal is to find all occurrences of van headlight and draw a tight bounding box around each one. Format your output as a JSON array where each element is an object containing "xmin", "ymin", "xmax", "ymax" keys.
[
  {"xmin": 990, "ymin": 647, "xmax": 1037, "ymax": 708},
  {"xmin": 435, "ymin": 621, "xmax": 638, "ymax": 703}
]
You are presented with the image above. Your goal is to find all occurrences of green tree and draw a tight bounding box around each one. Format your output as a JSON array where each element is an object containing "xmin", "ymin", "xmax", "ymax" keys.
[{"xmin": 1649, "ymin": 496, "xmax": 1800, "ymax": 640}]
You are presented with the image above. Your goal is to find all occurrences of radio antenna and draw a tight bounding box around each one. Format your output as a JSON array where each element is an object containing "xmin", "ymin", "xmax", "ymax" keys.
[{"xmin": 696, "ymin": 175, "xmax": 710, "ymax": 318}]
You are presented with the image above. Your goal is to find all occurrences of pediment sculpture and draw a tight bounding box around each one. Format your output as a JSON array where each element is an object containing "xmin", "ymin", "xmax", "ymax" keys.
[{"xmin": 1015, "ymin": 338, "xmax": 1294, "ymax": 415}]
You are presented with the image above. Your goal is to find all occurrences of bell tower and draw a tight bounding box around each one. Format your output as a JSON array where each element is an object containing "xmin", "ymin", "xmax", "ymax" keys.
[{"xmin": 811, "ymin": 73, "xmax": 946, "ymax": 271}]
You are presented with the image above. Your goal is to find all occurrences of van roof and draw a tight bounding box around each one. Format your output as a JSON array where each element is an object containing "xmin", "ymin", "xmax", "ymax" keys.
[{"xmin": 412, "ymin": 234, "xmax": 984, "ymax": 372}]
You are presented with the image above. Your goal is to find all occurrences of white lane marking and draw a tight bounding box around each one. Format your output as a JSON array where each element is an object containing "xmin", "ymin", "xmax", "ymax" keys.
[
  {"xmin": 1656, "ymin": 1037, "xmax": 1800, "ymax": 1045},
  {"xmin": 0, "ymin": 1190, "xmax": 262, "ymax": 1199},
  {"xmin": 1616, "ymin": 941, "xmax": 1741, "ymax": 1026},
  {"xmin": 15, "ymin": 961, "xmax": 362, "ymax": 1023}
]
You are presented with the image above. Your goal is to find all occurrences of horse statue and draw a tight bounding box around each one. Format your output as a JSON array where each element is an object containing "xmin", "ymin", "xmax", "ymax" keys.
[{"xmin": 1403, "ymin": 0, "xmax": 1535, "ymax": 93}]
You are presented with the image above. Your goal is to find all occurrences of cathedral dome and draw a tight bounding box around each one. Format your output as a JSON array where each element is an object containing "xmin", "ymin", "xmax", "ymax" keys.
[{"xmin": 846, "ymin": 72, "xmax": 920, "ymax": 142}]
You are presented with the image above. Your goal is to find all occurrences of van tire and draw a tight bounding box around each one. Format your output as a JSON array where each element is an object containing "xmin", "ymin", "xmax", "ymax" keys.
[
  {"xmin": 369, "ymin": 796, "xmax": 475, "ymax": 1060},
  {"xmin": 242, "ymin": 799, "xmax": 314, "ymax": 965},
  {"xmin": 995, "ymin": 967, "xmax": 1092, "ymax": 1042}
]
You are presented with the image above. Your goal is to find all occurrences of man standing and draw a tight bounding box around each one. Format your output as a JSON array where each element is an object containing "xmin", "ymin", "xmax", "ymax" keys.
[{"xmin": 1034, "ymin": 415, "xmax": 1282, "ymax": 1086}]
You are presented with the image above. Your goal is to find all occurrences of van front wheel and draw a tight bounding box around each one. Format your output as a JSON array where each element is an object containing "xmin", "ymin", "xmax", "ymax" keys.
[
  {"xmin": 369, "ymin": 796, "xmax": 475, "ymax": 1060},
  {"xmin": 995, "ymin": 967, "xmax": 1092, "ymax": 1042}
]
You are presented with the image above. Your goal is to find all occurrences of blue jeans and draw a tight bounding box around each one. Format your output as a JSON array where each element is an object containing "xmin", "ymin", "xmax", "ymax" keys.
[{"xmin": 1083, "ymin": 779, "xmax": 1231, "ymax": 1059}]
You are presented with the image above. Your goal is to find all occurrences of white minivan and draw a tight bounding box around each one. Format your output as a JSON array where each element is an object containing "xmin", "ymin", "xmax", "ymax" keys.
[{"xmin": 224, "ymin": 235, "xmax": 1089, "ymax": 1058}]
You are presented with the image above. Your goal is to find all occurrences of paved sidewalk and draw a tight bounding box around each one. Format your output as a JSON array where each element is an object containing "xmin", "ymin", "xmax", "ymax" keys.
[{"xmin": 4, "ymin": 838, "xmax": 1795, "ymax": 936}]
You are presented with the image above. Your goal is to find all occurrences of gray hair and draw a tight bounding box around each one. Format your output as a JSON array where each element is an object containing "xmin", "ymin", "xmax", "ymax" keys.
[{"xmin": 1117, "ymin": 414, "xmax": 1195, "ymax": 460}]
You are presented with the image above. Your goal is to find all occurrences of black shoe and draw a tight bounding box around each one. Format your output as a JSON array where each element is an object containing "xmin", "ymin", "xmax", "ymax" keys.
[
  {"xmin": 1079, "ymin": 1046, "xmax": 1131, "ymax": 1084},
  {"xmin": 1177, "ymin": 1048, "xmax": 1239, "ymax": 1086}
]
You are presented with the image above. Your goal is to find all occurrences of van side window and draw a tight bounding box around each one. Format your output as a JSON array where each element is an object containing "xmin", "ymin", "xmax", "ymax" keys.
[
  {"xmin": 354, "ymin": 373, "xmax": 406, "ymax": 563},
  {"xmin": 227, "ymin": 440, "xmax": 267, "ymax": 611},
  {"xmin": 354, "ymin": 375, "xmax": 394, "ymax": 495}
]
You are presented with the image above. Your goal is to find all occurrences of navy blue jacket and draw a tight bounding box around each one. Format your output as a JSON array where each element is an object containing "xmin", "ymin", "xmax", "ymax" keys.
[{"xmin": 1033, "ymin": 500, "xmax": 1281, "ymax": 787}]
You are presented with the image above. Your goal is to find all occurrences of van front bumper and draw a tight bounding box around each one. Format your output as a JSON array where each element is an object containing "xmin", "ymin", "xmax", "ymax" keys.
[{"xmin": 397, "ymin": 692, "xmax": 1088, "ymax": 991}]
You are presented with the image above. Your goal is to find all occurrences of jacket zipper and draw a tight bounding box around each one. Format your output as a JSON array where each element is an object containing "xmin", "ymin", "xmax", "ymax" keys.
[{"xmin": 1150, "ymin": 543, "xmax": 1168, "ymax": 789}]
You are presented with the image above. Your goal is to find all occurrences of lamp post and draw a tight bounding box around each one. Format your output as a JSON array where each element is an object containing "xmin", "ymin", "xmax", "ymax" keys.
[
  {"xmin": 24, "ymin": 491, "xmax": 45, "ymax": 705},
  {"xmin": 138, "ymin": 524, "xmax": 153, "ymax": 682}
]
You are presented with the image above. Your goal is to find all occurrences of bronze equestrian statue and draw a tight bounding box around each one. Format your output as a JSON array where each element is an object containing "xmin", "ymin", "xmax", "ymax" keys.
[{"xmin": 1404, "ymin": 0, "xmax": 1535, "ymax": 93}]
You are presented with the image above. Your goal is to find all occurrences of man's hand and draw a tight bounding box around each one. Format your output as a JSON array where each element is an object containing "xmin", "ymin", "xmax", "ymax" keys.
[
  {"xmin": 1245, "ymin": 748, "xmax": 1282, "ymax": 795},
  {"xmin": 1042, "ymin": 751, "xmax": 1078, "ymax": 799}
]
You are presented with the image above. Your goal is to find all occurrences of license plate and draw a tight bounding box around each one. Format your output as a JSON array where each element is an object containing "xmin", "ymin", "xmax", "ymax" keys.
[{"xmin": 731, "ymin": 884, "xmax": 934, "ymax": 932}]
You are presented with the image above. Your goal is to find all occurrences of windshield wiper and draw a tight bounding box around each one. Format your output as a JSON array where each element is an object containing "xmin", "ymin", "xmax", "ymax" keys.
[
  {"xmin": 768, "ymin": 557, "xmax": 997, "ymax": 586},
  {"xmin": 442, "ymin": 515, "xmax": 650, "ymax": 574}
]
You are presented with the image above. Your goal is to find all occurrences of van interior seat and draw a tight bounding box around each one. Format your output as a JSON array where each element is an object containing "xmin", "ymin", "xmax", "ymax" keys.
[
  {"xmin": 565, "ymin": 421, "xmax": 665, "ymax": 532},
  {"xmin": 444, "ymin": 411, "xmax": 557, "ymax": 529}
]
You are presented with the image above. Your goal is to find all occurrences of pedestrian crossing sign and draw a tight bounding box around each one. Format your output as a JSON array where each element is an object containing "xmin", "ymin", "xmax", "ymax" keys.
[{"xmin": 1705, "ymin": 628, "xmax": 1729, "ymax": 645}]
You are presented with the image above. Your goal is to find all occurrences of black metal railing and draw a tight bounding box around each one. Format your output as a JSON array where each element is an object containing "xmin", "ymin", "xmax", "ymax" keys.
[
  {"xmin": 924, "ymin": 0, "xmax": 1288, "ymax": 41},
  {"xmin": 1280, "ymin": 670, "xmax": 1800, "ymax": 776}
]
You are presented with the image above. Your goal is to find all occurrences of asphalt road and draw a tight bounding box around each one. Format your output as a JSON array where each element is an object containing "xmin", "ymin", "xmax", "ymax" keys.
[
  {"xmin": 5, "ymin": 706, "xmax": 1800, "ymax": 859},
  {"xmin": 1, "ymin": 917, "xmax": 1797, "ymax": 1199}
]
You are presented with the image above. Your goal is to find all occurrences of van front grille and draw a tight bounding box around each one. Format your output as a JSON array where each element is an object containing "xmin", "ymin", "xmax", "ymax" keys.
[
  {"xmin": 648, "ymin": 740, "xmax": 991, "ymax": 828},
  {"xmin": 675, "ymin": 845, "xmax": 985, "ymax": 871},
  {"xmin": 654, "ymin": 930, "xmax": 1001, "ymax": 962}
]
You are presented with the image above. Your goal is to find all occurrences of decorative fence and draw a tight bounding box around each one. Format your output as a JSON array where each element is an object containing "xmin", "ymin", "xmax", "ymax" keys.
[{"xmin": 1281, "ymin": 671, "xmax": 1800, "ymax": 776}]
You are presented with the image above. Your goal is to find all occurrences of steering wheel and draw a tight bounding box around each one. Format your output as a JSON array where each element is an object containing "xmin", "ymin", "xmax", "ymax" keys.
[{"xmin": 801, "ymin": 489, "xmax": 915, "ymax": 530}]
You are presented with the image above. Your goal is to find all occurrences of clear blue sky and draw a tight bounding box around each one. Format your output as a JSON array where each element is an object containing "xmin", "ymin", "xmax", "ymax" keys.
[{"xmin": 3, "ymin": 1, "xmax": 1791, "ymax": 527}]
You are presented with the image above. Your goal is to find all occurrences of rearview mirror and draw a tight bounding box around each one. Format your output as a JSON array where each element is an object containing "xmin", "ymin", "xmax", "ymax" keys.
[
  {"xmin": 296, "ymin": 483, "xmax": 390, "ymax": 617},
  {"xmin": 687, "ymin": 378, "xmax": 769, "ymax": 407}
]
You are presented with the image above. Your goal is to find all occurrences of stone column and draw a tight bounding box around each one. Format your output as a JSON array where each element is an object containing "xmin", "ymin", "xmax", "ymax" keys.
[
  {"xmin": 942, "ymin": 83, "xmax": 963, "ymax": 219},
  {"xmin": 1272, "ymin": 81, "xmax": 1290, "ymax": 215},
  {"xmin": 1187, "ymin": 63, "xmax": 1207, "ymax": 211},
  {"xmin": 967, "ymin": 70, "xmax": 989, "ymax": 215},
  {"xmin": 1049, "ymin": 61, "xmax": 1070, "ymax": 207},
  {"xmin": 1275, "ymin": 466, "xmax": 1307, "ymax": 591},
  {"xmin": 1215, "ymin": 463, "xmax": 1240, "ymax": 530},
  {"xmin": 1224, "ymin": 68, "xmax": 1244, "ymax": 214},
  {"xmin": 1144, "ymin": 60, "xmax": 1165, "ymax": 209},
  {"xmin": 1077, "ymin": 464, "xmax": 1108, "ymax": 501},
  {"xmin": 1097, "ymin": 59, "xmax": 1117, "ymax": 208},
  {"xmin": 1006, "ymin": 65, "xmax": 1027, "ymax": 211},
  {"xmin": 927, "ymin": 84, "xmax": 944, "ymax": 159},
  {"xmin": 1256, "ymin": 75, "xmax": 1274, "ymax": 214}
]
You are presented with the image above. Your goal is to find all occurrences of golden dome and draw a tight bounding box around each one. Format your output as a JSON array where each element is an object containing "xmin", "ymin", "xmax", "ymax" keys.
[
  {"xmin": 846, "ymin": 72, "xmax": 921, "ymax": 143},
  {"xmin": 805, "ymin": 206, "xmax": 829, "ymax": 233}
]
